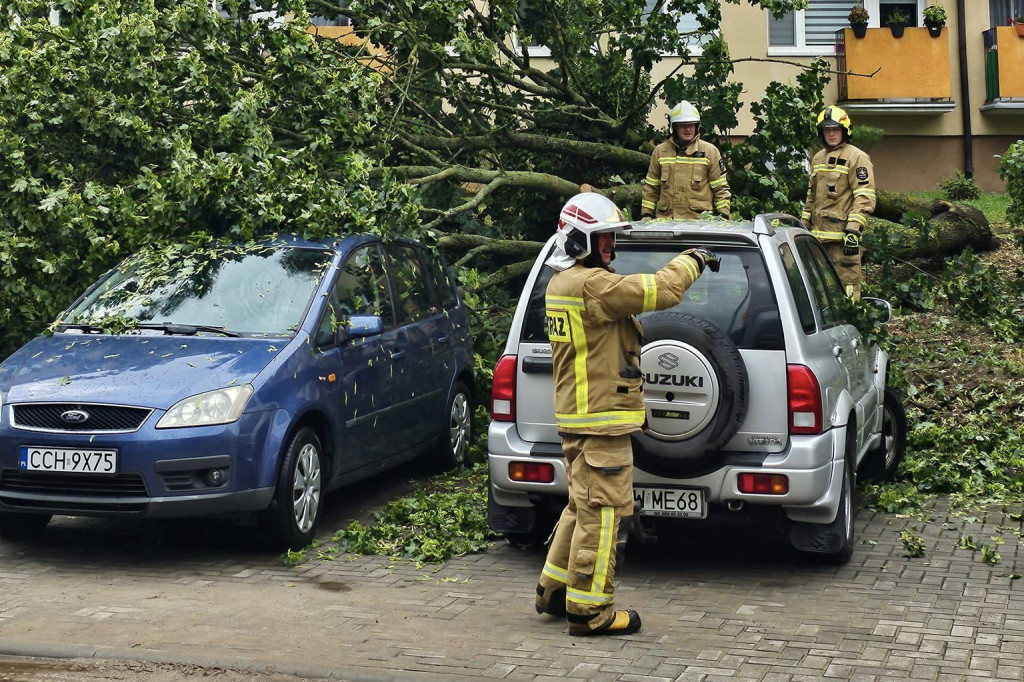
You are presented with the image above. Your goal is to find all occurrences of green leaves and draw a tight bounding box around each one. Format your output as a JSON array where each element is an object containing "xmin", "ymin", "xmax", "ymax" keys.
[
  {"xmin": 0, "ymin": 1, "xmax": 424, "ymax": 358},
  {"xmin": 997, "ymin": 139, "xmax": 1024, "ymax": 229},
  {"xmin": 332, "ymin": 464, "xmax": 497, "ymax": 563}
]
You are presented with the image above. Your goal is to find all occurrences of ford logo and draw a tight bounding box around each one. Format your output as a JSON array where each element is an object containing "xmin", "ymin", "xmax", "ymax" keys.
[{"xmin": 60, "ymin": 409, "xmax": 90, "ymax": 424}]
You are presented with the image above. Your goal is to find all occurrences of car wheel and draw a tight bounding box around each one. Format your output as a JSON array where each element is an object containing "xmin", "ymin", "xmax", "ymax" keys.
[
  {"xmin": 433, "ymin": 381, "xmax": 472, "ymax": 470},
  {"xmin": 790, "ymin": 448, "xmax": 855, "ymax": 565},
  {"xmin": 858, "ymin": 386, "xmax": 907, "ymax": 482},
  {"xmin": 0, "ymin": 512, "xmax": 52, "ymax": 540},
  {"xmin": 631, "ymin": 312, "xmax": 749, "ymax": 477},
  {"xmin": 263, "ymin": 426, "xmax": 324, "ymax": 550}
]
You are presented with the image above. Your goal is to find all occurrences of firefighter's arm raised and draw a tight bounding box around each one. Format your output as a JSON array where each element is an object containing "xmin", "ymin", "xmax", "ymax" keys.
[{"xmin": 583, "ymin": 249, "xmax": 717, "ymax": 322}]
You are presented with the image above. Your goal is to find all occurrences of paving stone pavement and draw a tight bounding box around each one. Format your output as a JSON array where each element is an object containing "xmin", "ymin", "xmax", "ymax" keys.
[{"xmin": 0, "ymin": 494, "xmax": 1022, "ymax": 681}]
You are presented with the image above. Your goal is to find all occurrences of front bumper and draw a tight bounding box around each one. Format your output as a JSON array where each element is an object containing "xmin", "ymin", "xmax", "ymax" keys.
[
  {"xmin": 0, "ymin": 409, "xmax": 282, "ymax": 519},
  {"xmin": 487, "ymin": 421, "xmax": 846, "ymax": 527}
]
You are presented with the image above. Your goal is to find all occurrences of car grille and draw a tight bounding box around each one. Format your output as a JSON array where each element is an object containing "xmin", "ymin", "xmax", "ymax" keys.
[
  {"xmin": 0, "ymin": 468, "xmax": 149, "ymax": 512},
  {"xmin": 12, "ymin": 403, "xmax": 152, "ymax": 433}
]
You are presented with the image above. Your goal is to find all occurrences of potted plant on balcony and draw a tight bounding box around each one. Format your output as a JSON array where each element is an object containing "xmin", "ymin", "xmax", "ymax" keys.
[
  {"xmin": 923, "ymin": 4, "xmax": 947, "ymax": 37},
  {"xmin": 886, "ymin": 8, "xmax": 910, "ymax": 37},
  {"xmin": 848, "ymin": 3, "xmax": 869, "ymax": 38},
  {"xmin": 1014, "ymin": 15, "xmax": 1024, "ymax": 38}
]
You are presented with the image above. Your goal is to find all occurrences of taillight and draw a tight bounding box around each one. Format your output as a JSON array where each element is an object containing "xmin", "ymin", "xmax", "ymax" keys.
[
  {"xmin": 737, "ymin": 473, "xmax": 789, "ymax": 495},
  {"xmin": 788, "ymin": 364, "xmax": 823, "ymax": 435},
  {"xmin": 509, "ymin": 461, "xmax": 555, "ymax": 483},
  {"xmin": 491, "ymin": 355, "xmax": 518, "ymax": 422}
]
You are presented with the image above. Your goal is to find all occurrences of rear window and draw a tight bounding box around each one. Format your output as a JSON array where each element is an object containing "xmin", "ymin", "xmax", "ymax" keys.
[{"xmin": 522, "ymin": 244, "xmax": 782, "ymax": 350}]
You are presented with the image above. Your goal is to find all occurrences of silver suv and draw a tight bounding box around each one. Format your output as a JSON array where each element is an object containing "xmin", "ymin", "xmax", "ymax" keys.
[{"xmin": 487, "ymin": 215, "xmax": 906, "ymax": 563}]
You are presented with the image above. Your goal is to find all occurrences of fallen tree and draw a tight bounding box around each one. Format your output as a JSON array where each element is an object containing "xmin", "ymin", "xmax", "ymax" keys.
[{"xmin": 864, "ymin": 194, "xmax": 995, "ymax": 262}]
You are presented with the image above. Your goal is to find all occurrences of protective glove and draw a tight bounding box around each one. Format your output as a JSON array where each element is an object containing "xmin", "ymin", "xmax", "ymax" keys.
[
  {"xmin": 683, "ymin": 247, "xmax": 720, "ymax": 274},
  {"xmin": 842, "ymin": 231, "xmax": 860, "ymax": 257}
]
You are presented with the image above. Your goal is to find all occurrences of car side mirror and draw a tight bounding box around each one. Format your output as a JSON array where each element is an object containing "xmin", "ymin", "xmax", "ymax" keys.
[
  {"xmin": 339, "ymin": 314, "xmax": 384, "ymax": 343},
  {"xmin": 861, "ymin": 297, "xmax": 893, "ymax": 324}
]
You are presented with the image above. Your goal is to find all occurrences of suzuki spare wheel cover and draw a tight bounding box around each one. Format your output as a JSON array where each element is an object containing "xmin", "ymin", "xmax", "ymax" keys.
[{"xmin": 640, "ymin": 339, "xmax": 720, "ymax": 440}]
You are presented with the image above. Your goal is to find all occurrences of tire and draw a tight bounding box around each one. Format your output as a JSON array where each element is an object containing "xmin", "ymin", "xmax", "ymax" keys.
[
  {"xmin": 262, "ymin": 426, "xmax": 324, "ymax": 551},
  {"xmin": 790, "ymin": 442, "xmax": 855, "ymax": 565},
  {"xmin": 631, "ymin": 312, "xmax": 749, "ymax": 477},
  {"xmin": 858, "ymin": 386, "xmax": 907, "ymax": 482},
  {"xmin": 433, "ymin": 381, "xmax": 472, "ymax": 471},
  {"xmin": 0, "ymin": 512, "xmax": 51, "ymax": 540},
  {"xmin": 503, "ymin": 510, "xmax": 556, "ymax": 548}
]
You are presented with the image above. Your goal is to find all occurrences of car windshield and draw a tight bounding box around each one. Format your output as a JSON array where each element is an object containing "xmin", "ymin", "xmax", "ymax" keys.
[{"xmin": 62, "ymin": 242, "xmax": 332, "ymax": 336}]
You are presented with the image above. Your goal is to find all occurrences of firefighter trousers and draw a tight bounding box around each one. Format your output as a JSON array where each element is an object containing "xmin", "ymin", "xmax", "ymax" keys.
[
  {"xmin": 537, "ymin": 433, "xmax": 634, "ymax": 632},
  {"xmin": 823, "ymin": 240, "xmax": 862, "ymax": 300}
]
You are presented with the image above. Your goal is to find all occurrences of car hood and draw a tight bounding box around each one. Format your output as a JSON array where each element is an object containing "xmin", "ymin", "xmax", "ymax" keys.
[{"xmin": 0, "ymin": 334, "xmax": 286, "ymax": 409}]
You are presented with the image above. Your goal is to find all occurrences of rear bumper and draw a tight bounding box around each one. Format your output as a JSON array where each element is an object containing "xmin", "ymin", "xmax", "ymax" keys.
[{"xmin": 487, "ymin": 421, "xmax": 847, "ymax": 528}]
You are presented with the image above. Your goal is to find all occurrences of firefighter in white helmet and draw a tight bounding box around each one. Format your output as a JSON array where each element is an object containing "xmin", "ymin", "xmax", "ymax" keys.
[
  {"xmin": 536, "ymin": 192, "xmax": 719, "ymax": 636},
  {"xmin": 641, "ymin": 100, "xmax": 731, "ymax": 220},
  {"xmin": 802, "ymin": 105, "xmax": 876, "ymax": 299}
]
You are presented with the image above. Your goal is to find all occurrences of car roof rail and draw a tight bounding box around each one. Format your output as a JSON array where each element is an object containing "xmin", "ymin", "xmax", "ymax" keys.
[{"xmin": 753, "ymin": 213, "xmax": 806, "ymax": 236}]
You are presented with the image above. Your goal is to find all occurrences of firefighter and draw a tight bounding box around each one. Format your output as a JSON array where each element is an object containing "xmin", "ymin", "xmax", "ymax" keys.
[
  {"xmin": 802, "ymin": 105, "xmax": 876, "ymax": 299},
  {"xmin": 536, "ymin": 192, "xmax": 719, "ymax": 636},
  {"xmin": 641, "ymin": 100, "xmax": 731, "ymax": 220}
]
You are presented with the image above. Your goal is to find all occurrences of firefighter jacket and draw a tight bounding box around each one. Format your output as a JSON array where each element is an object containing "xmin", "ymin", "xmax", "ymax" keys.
[
  {"xmin": 546, "ymin": 253, "xmax": 703, "ymax": 436},
  {"xmin": 641, "ymin": 135, "xmax": 731, "ymax": 219},
  {"xmin": 801, "ymin": 142, "xmax": 876, "ymax": 241}
]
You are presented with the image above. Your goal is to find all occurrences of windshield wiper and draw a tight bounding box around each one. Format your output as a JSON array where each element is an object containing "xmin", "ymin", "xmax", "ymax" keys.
[
  {"xmin": 54, "ymin": 322, "xmax": 107, "ymax": 334},
  {"xmin": 134, "ymin": 322, "xmax": 241, "ymax": 338}
]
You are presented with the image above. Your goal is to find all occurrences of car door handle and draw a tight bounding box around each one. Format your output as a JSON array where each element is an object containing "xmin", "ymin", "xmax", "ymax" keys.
[
  {"xmin": 392, "ymin": 350, "xmax": 406, "ymax": 360},
  {"xmin": 437, "ymin": 335, "xmax": 449, "ymax": 344},
  {"xmin": 833, "ymin": 345, "xmax": 843, "ymax": 357}
]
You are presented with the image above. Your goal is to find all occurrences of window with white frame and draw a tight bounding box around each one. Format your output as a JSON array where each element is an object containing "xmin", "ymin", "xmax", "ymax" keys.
[
  {"xmin": 769, "ymin": 0, "xmax": 924, "ymax": 54},
  {"xmin": 642, "ymin": 0, "xmax": 709, "ymax": 54},
  {"xmin": 515, "ymin": 1, "xmax": 708, "ymax": 58}
]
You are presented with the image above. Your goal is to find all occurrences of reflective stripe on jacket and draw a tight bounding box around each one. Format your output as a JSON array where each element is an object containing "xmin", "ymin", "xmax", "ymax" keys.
[
  {"xmin": 801, "ymin": 142, "xmax": 876, "ymax": 240},
  {"xmin": 546, "ymin": 254, "xmax": 702, "ymax": 436},
  {"xmin": 641, "ymin": 136, "xmax": 731, "ymax": 219}
]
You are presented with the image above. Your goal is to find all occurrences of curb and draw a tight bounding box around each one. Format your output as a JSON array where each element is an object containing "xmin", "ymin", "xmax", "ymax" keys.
[{"xmin": 0, "ymin": 642, "xmax": 462, "ymax": 682}]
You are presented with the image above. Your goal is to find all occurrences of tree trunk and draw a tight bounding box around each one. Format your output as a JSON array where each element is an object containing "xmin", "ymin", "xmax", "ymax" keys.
[{"xmin": 864, "ymin": 197, "xmax": 994, "ymax": 262}]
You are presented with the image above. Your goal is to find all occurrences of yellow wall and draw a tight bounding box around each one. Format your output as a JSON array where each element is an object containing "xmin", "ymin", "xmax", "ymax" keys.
[{"xmin": 844, "ymin": 27, "xmax": 951, "ymax": 100}]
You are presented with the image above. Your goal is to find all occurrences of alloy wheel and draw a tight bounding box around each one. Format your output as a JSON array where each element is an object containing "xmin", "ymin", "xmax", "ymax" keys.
[{"xmin": 291, "ymin": 442, "xmax": 322, "ymax": 533}]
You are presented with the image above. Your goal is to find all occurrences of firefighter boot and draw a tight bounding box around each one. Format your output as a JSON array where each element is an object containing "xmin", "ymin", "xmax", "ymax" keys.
[
  {"xmin": 568, "ymin": 609, "xmax": 643, "ymax": 637},
  {"xmin": 535, "ymin": 583, "xmax": 567, "ymax": 616}
]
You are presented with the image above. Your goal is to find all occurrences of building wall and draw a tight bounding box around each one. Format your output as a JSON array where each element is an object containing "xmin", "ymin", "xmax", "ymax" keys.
[{"xmin": 647, "ymin": 2, "xmax": 1022, "ymax": 192}]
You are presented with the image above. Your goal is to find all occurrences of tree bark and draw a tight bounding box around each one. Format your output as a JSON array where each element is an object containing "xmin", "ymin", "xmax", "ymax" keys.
[{"xmin": 864, "ymin": 197, "xmax": 994, "ymax": 262}]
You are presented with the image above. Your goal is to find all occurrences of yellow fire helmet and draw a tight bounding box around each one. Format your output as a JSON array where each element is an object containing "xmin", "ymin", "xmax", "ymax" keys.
[{"xmin": 816, "ymin": 105, "xmax": 852, "ymax": 135}]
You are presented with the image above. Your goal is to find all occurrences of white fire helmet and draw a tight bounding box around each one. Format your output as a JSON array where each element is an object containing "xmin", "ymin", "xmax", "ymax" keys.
[
  {"xmin": 553, "ymin": 192, "xmax": 631, "ymax": 261},
  {"xmin": 668, "ymin": 100, "xmax": 701, "ymax": 127}
]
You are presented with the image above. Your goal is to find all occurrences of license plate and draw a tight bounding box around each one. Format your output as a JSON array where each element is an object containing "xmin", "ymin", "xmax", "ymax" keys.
[
  {"xmin": 19, "ymin": 446, "xmax": 117, "ymax": 474},
  {"xmin": 634, "ymin": 486, "xmax": 706, "ymax": 519}
]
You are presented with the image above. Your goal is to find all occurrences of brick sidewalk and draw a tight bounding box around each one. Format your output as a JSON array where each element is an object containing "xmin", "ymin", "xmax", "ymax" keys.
[{"xmin": 1, "ymin": 497, "xmax": 1022, "ymax": 681}]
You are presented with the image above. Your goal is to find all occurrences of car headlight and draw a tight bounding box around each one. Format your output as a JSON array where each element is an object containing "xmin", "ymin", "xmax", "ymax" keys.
[{"xmin": 156, "ymin": 384, "xmax": 254, "ymax": 429}]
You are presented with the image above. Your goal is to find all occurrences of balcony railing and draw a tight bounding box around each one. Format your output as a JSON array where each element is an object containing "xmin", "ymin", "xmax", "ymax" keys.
[
  {"xmin": 983, "ymin": 26, "xmax": 1024, "ymax": 102},
  {"xmin": 836, "ymin": 27, "xmax": 951, "ymax": 107}
]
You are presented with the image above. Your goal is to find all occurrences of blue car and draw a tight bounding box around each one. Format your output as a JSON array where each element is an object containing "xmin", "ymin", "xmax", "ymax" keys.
[{"xmin": 0, "ymin": 234, "xmax": 475, "ymax": 548}]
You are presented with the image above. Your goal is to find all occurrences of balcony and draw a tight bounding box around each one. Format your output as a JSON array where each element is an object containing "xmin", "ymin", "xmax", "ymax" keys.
[
  {"xmin": 981, "ymin": 26, "xmax": 1024, "ymax": 113},
  {"xmin": 835, "ymin": 27, "xmax": 955, "ymax": 114}
]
